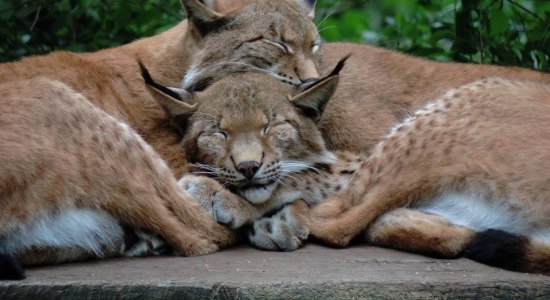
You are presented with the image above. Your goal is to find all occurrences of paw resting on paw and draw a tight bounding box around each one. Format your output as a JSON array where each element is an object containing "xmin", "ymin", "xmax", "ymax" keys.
[
  {"xmin": 248, "ymin": 203, "xmax": 309, "ymax": 251},
  {"xmin": 178, "ymin": 175, "xmax": 252, "ymax": 228}
]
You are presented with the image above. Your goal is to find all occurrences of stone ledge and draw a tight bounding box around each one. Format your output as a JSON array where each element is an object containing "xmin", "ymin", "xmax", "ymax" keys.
[{"xmin": 1, "ymin": 244, "xmax": 548, "ymax": 299}]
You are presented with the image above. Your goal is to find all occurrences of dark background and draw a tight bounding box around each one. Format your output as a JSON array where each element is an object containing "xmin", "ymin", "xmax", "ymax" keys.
[{"xmin": 1, "ymin": 0, "xmax": 549, "ymax": 71}]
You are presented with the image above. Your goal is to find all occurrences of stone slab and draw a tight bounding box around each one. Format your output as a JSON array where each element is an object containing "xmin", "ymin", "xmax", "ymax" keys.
[{"xmin": 1, "ymin": 244, "xmax": 549, "ymax": 299}]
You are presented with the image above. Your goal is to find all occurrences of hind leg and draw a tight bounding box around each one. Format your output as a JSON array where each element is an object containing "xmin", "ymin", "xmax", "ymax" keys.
[
  {"xmin": 0, "ymin": 78, "xmax": 236, "ymax": 259},
  {"xmin": 365, "ymin": 208, "xmax": 475, "ymax": 257}
]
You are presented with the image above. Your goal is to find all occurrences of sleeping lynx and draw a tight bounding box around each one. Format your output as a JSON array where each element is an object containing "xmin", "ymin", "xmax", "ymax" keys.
[
  {"xmin": 141, "ymin": 58, "xmax": 349, "ymax": 248},
  {"xmin": 0, "ymin": 0, "xmax": 323, "ymax": 266},
  {"xmin": 145, "ymin": 60, "xmax": 550, "ymax": 275}
]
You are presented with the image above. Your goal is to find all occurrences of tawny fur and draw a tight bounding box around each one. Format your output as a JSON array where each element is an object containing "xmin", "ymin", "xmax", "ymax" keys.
[
  {"xmin": 309, "ymin": 78, "xmax": 550, "ymax": 275},
  {"xmin": 148, "ymin": 40, "xmax": 550, "ymax": 251},
  {"xmin": 151, "ymin": 68, "xmax": 479, "ymax": 256},
  {"xmin": 318, "ymin": 43, "xmax": 550, "ymax": 153},
  {"xmin": 0, "ymin": 0, "xmax": 321, "ymax": 264},
  {"xmin": 0, "ymin": 0, "xmax": 321, "ymax": 177},
  {"xmin": 0, "ymin": 78, "xmax": 235, "ymax": 264},
  {"xmin": 146, "ymin": 70, "xmax": 341, "ymax": 222}
]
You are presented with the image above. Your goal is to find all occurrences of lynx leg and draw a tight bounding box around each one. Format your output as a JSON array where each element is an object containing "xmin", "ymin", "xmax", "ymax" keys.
[
  {"xmin": 365, "ymin": 208, "xmax": 475, "ymax": 257},
  {"xmin": 0, "ymin": 78, "xmax": 236, "ymax": 258},
  {"xmin": 310, "ymin": 78, "xmax": 550, "ymax": 251},
  {"xmin": 98, "ymin": 173, "xmax": 236, "ymax": 256}
]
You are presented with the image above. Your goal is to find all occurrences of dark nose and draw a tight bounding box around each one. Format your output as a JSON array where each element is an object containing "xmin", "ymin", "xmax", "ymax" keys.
[{"xmin": 237, "ymin": 161, "xmax": 261, "ymax": 179}]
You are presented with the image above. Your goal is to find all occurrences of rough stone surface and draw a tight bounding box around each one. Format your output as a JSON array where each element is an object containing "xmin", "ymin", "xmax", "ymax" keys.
[{"xmin": 1, "ymin": 244, "xmax": 549, "ymax": 299}]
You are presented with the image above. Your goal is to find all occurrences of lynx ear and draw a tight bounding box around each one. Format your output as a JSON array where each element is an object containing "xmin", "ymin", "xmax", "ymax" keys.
[
  {"xmin": 180, "ymin": 0, "xmax": 229, "ymax": 36},
  {"xmin": 294, "ymin": 0, "xmax": 316, "ymax": 19},
  {"xmin": 289, "ymin": 55, "xmax": 349, "ymax": 122},
  {"xmin": 289, "ymin": 76, "xmax": 338, "ymax": 122},
  {"xmin": 138, "ymin": 60, "xmax": 197, "ymax": 119}
]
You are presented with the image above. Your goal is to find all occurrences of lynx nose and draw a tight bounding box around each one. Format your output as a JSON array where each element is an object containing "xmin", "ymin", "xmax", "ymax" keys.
[
  {"xmin": 237, "ymin": 161, "xmax": 261, "ymax": 179},
  {"xmin": 298, "ymin": 59, "xmax": 319, "ymax": 82}
]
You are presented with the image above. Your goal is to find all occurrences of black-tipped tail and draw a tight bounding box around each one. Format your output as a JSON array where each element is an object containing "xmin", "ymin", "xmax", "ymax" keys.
[
  {"xmin": 0, "ymin": 254, "xmax": 26, "ymax": 280},
  {"xmin": 463, "ymin": 229, "xmax": 550, "ymax": 275}
]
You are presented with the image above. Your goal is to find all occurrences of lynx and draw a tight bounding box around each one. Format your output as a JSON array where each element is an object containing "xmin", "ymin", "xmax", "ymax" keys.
[
  {"xmin": 0, "ymin": 78, "xmax": 234, "ymax": 265},
  {"xmin": 141, "ymin": 58, "xmax": 348, "ymax": 250},
  {"xmin": 145, "ymin": 56, "xmax": 550, "ymax": 275},
  {"xmin": 307, "ymin": 77, "xmax": 550, "ymax": 275},
  {"xmin": 0, "ymin": 0, "xmax": 322, "ymax": 266}
]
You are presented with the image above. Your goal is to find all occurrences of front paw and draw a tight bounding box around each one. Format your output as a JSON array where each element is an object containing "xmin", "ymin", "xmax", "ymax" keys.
[
  {"xmin": 178, "ymin": 175, "xmax": 252, "ymax": 229},
  {"xmin": 248, "ymin": 201, "xmax": 309, "ymax": 251}
]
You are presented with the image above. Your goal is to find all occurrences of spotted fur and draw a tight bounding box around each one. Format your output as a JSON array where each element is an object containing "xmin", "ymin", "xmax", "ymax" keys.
[
  {"xmin": 309, "ymin": 78, "xmax": 550, "ymax": 275},
  {"xmin": 0, "ymin": 0, "xmax": 323, "ymax": 266}
]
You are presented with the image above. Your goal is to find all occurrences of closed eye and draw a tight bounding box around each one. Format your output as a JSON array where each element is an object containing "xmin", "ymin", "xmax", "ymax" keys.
[
  {"xmin": 235, "ymin": 36, "xmax": 263, "ymax": 50},
  {"xmin": 312, "ymin": 42, "xmax": 321, "ymax": 54},
  {"xmin": 213, "ymin": 131, "xmax": 227, "ymax": 139},
  {"xmin": 262, "ymin": 39, "xmax": 293, "ymax": 54}
]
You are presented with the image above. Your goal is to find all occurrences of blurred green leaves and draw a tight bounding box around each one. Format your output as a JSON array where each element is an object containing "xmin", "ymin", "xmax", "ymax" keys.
[
  {"xmin": 1, "ymin": 0, "xmax": 548, "ymax": 71},
  {"xmin": 315, "ymin": 0, "xmax": 550, "ymax": 71},
  {"xmin": 0, "ymin": 0, "xmax": 183, "ymax": 62}
]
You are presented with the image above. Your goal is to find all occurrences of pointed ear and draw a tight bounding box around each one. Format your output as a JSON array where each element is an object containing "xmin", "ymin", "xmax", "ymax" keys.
[
  {"xmin": 289, "ymin": 55, "xmax": 349, "ymax": 122},
  {"xmin": 180, "ymin": 0, "xmax": 229, "ymax": 36},
  {"xmin": 294, "ymin": 0, "xmax": 316, "ymax": 19},
  {"xmin": 289, "ymin": 75, "xmax": 338, "ymax": 122},
  {"xmin": 138, "ymin": 59, "xmax": 197, "ymax": 119}
]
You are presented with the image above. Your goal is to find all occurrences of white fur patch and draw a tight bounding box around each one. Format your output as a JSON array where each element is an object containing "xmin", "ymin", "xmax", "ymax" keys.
[
  {"xmin": 182, "ymin": 67, "xmax": 199, "ymax": 89},
  {"xmin": 241, "ymin": 183, "xmax": 277, "ymax": 204},
  {"xmin": 0, "ymin": 209, "xmax": 123, "ymax": 256},
  {"xmin": 316, "ymin": 151, "xmax": 338, "ymax": 164},
  {"xmin": 416, "ymin": 192, "xmax": 546, "ymax": 242}
]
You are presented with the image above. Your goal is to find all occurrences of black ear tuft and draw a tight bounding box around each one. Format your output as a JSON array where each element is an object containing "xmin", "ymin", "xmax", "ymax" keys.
[
  {"xmin": 328, "ymin": 54, "xmax": 350, "ymax": 77},
  {"xmin": 463, "ymin": 229, "xmax": 528, "ymax": 272},
  {"xmin": 138, "ymin": 59, "xmax": 183, "ymax": 101},
  {"xmin": 298, "ymin": 54, "xmax": 350, "ymax": 92}
]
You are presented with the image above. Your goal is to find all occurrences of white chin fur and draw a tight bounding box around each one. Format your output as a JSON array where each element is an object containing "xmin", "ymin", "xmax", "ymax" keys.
[{"xmin": 240, "ymin": 183, "xmax": 278, "ymax": 204}]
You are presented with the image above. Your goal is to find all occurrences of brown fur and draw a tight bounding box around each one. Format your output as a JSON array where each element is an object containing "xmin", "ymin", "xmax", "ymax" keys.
[
  {"xmin": 0, "ymin": 78, "xmax": 235, "ymax": 263},
  {"xmin": 0, "ymin": 0, "xmax": 321, "ymax": 177},
  {"xmin": 318, "ymin": 43, "xmax": 550, "ymax": 153},
  {"xmin": 144, "ymin": 37, "xmax": 550, "ymax": 273},
  {"xmin": 144, "ymin": 69, "xmax": 341, "ymax": 221},
  {"xmin": 309, "ymin": 77, "xmax": 550, "ymax": 275},
  {"xmin": 0, "ymin": 0, "xmax": 322, "ymax": 264}
]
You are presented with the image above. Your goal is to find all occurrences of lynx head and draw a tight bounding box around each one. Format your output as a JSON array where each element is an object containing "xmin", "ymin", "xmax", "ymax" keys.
[
  {"xmin": 181, "ymin": 0, "xmax": 321, "ymax": 91},
  {"xmin": 142, "ymin": 57, "xmax": 348, "ymax": 204}
]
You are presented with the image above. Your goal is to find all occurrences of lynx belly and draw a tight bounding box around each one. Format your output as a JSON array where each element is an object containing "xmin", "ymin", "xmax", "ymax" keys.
[{"xmin": 0, "ymin": 209, "xmax": 124, "ymax": 256}]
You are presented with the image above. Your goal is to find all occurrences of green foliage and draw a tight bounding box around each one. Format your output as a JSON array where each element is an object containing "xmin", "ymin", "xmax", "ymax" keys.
[
  {"xmin": 315, "ymin": 0, "xmax": 550, "ymax": 71},
  {"xmin": 0, "ymin": 0, "xmax": 183, "ymax": 61},
  {"xmin": 1, "ymin": 0, "xmax": 549, "ymax": 71}
]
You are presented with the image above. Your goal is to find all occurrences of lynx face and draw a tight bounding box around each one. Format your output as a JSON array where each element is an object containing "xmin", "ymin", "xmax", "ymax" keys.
[
  {"xmin": 183, "ymin": 75, "xmax": 336, "ymax": 203},
  {"xmin": 142, "ymin": 61, "xmax": 342, "ymax": 204},
  {"xmin": 182, "ymin": 0, "xmax": 322, "ymax": 91}
]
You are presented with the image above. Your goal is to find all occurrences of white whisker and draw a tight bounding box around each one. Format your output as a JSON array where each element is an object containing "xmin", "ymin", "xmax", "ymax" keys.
[
  {"xmin": 316, "ymin": 8, "xmax": 337, "ymax": 28},
  {"xmin": 317, "ymin": 26, "xmax": 337, "ymax": 34}
]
